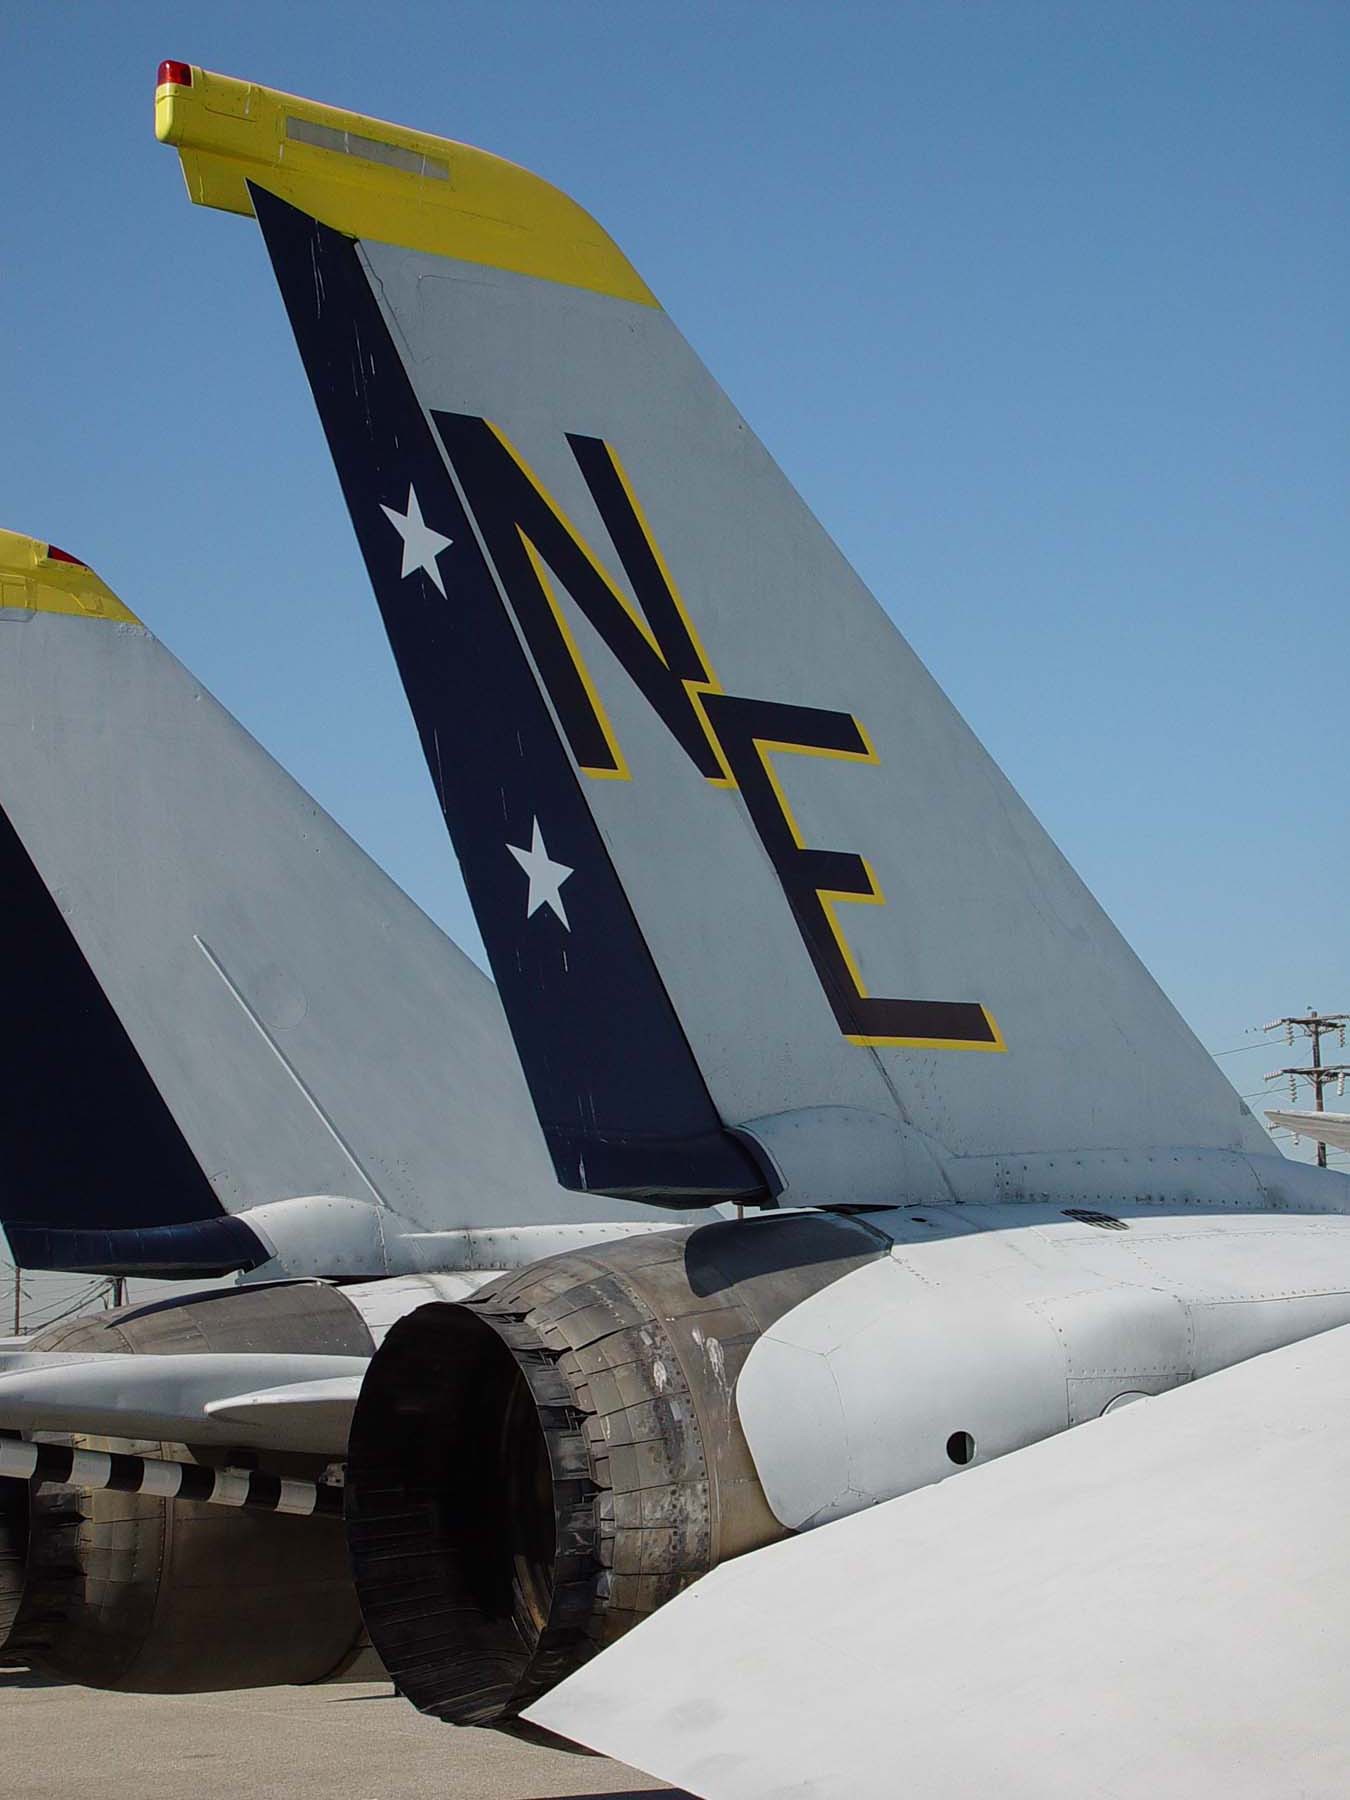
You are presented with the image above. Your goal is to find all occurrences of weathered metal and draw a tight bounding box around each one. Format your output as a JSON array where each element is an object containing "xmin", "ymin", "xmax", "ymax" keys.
[
  {"xmin": 2, "ymin": 1282, "xmax": 376, "ymax": 1692},
  {"xmin": 345, "ymin": 1210, "xmax": 886, "ymax": 1726}
]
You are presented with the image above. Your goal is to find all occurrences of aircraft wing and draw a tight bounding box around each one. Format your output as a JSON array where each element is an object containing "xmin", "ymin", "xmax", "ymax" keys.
[
  {"xmin": 527, "ymin": 1322, "xmax": 1350, "ymax": 1799},
  {"xmin": 1267, "ymin": 1110, "xmax": 1350, "ymax": 1153}
]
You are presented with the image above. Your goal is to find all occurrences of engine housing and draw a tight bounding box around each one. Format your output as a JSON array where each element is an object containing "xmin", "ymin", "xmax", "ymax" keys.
[
  {"xmin": 346, "ymin": 1210, "xmax": 885, "ymax": 1725},
  {"xmin": 1, "ymin": 1280, "xmax": 376, "ymax": 1692}
]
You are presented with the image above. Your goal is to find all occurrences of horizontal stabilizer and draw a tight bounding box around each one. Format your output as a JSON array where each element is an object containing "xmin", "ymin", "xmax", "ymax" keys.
[
  {"xmin": 0, "ymin": 1350, "xmax": 367, "ymax": 1455},
  {"xmin": 527, "ymin": 1323, "xmax": 1350, "ymax": 1797},
  {"xmin": 1267, "ymin": 1110, "xmax": 1350, "ymax": 1152},
  {"xmin": 5, "ymin": 1216, "xmax": 269, "ymax": 1278}
]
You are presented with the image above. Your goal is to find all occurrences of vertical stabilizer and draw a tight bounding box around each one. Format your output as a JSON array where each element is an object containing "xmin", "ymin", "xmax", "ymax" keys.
[
  {"xmin": 159, "ymin": 66, "xmax": 1264, "ymax": 1204},
  {"xmin": 0, "ymin": 528, "xmax": 680, "ymax": 1263}
]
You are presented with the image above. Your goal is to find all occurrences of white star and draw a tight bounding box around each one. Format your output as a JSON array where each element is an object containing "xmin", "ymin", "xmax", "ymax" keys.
[
  {"xmin": 380, "ymin": 484, "xmax": 453, "ymax": 596},
  {"xmin": 507, "ymin": 818, "xmax": 574, "ymax": 930}
]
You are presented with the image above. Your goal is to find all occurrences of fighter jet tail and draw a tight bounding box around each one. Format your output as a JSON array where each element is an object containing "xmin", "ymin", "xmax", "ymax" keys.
[
  {"xmin": 0, "ymin": 528, "xmax": 648, "ymax": 1274},
  {"xmin": 159, "ymin": 64, "xmax": 1264, "ymax": 1207}
]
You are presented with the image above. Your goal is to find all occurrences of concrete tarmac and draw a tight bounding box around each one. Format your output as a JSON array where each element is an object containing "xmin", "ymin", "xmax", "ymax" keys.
[{"xmin": 0, "ymin": 1665, "xmax": 686, "ymax": 1800}]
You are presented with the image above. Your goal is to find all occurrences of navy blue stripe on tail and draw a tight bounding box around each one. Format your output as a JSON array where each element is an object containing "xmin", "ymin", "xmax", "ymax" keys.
[
  {"xmin": 249, "ymin": 183, "xmax": 767, "ymax": 1206},
  {"xmin": 0, "ymin": 799, "xmax": 221, "ymax": 1245}
]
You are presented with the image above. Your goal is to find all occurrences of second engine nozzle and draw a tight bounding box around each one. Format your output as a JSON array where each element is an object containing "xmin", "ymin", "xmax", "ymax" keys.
[
  {"xmin": 2, "ymin": 1280, "xmax": 376, "ymax": 1692},
  {"xmin": 345, "ymin": 1211, "xmax": 884, "ymax": 1727}
]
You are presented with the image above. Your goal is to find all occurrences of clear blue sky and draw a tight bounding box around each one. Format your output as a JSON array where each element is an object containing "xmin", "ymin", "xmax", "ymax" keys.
[{"xmin": 4, "ymin": 2, "xmax": 1347, "ymax": 1185}]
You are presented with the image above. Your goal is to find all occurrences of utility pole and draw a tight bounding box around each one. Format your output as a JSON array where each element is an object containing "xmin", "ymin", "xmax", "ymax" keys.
[{"xmin": 1264, "ymin": 1010, "xmax": 1350, "ymax": 1169}]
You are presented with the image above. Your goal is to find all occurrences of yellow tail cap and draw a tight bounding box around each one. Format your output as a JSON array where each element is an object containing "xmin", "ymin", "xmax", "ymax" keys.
[
  {"xmin": 154, "ymin": 60, "xmax": 658, "ymax": 308},
  {"xmin": 0, "ymin": 530, "xmax": 140, "ymax": 624}
]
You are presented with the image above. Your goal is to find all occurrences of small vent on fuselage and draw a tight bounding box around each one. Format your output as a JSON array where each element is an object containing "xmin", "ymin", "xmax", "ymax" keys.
[{"xmin": 1062, "ymin": 1208, "xmax": 1130, "ymax": 1230}]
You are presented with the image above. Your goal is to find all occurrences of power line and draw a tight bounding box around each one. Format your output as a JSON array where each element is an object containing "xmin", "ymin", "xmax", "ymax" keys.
[
  {"xmin": 5, "ymin": 1271, "xmax": 118, "ymax": 1336},
  {"xmin": 22, "ymin": 1279, "xmax": 107, "ymax": 1324},
  {"xmin": 1261, "ymin": 1010, "xmax": 1349, "ymax": 1171},
  {"xmin": 26, "ymin": 1287, "xmax": 114, "ymax": 1332}
]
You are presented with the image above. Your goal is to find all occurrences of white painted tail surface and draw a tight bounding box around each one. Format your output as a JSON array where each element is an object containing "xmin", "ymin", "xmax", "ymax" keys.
[
  {"xmin": 0, "ymin": 594, "xmax": 685, "ymax": 1233},
  {"xmin": 264, "ymin": 157, "xmax": 1262, "ymax": 1181}
]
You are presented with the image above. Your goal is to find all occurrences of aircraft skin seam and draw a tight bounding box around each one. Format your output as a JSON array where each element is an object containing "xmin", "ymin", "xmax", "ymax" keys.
[{"xmin": 192, "ymin": 934, "xmax": 391, "ymax": 1210}]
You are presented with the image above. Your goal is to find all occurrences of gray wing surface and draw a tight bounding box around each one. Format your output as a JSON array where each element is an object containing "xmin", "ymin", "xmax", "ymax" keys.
[{"xmin": 527, "ymin": 1322, "xmax": 1350, "ymax": 1799}]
